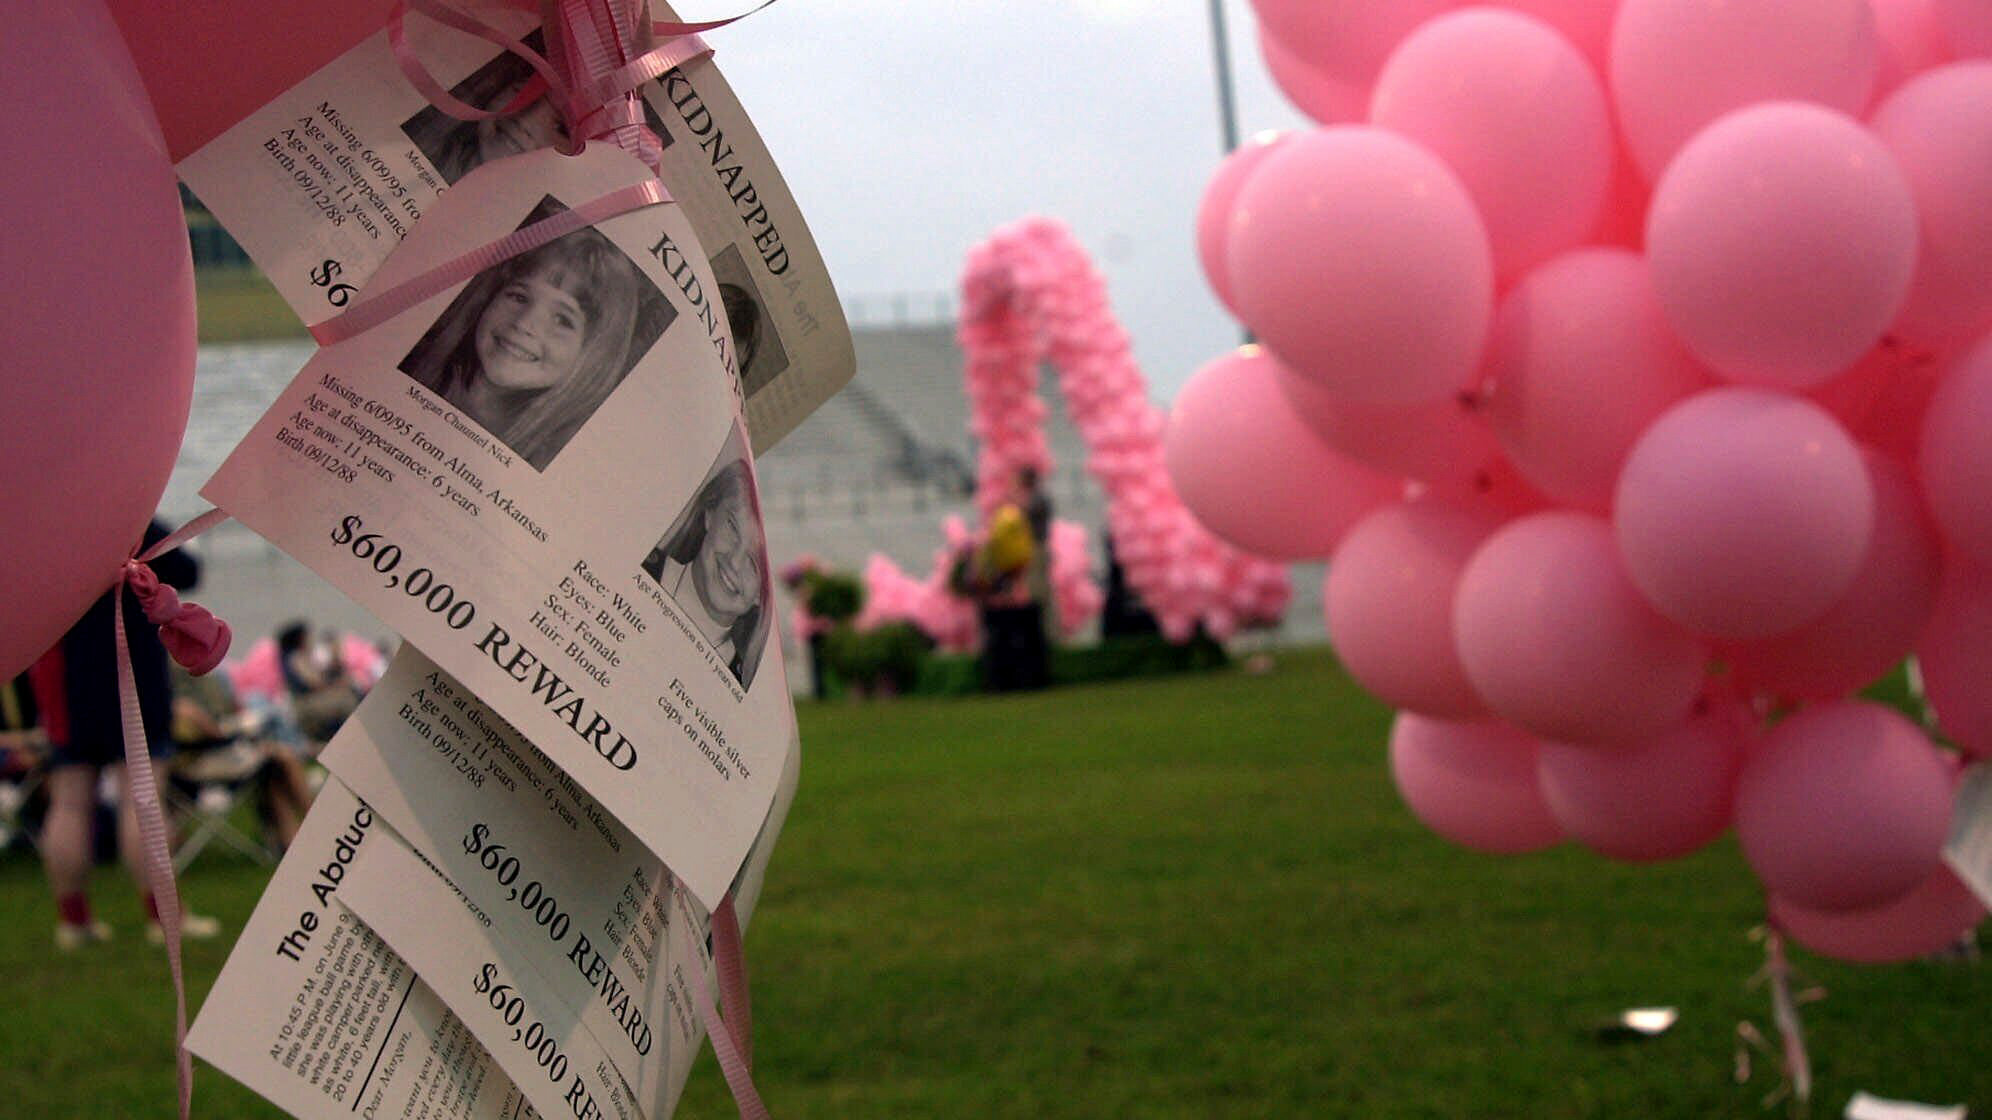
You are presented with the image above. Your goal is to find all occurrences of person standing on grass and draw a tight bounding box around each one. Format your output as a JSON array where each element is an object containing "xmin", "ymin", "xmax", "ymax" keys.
[{"xmin": 28, "ymin": 519, "xmax": 220, "ymax": 950}]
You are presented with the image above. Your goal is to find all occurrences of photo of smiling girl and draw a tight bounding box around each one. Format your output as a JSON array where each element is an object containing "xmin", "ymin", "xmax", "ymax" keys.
[
  {"xmin": 641, "ymin": 423, "xmax": 773, "ymax": 691},
  {"xmin": 398, "ymin": 197, "xmax": 674, "ymax": 471}
]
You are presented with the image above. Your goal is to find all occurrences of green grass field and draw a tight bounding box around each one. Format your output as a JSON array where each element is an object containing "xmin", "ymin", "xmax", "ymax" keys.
[
  {"xmin": 0, "ymin": 648, "xmax": 1982, "ymax": 1118},
  {"xmin": 196, "ymin": 268, "xmax": 306, "ymax": 344}
]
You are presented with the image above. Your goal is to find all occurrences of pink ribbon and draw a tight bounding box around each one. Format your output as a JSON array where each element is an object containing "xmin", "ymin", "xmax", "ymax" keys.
[
  {"xmin": 387, "ymin": 0, "xmax": 769, "ymax": 180},
  {"xmin": 309, "ymin": 178, "xmax": 670, "ymax": 346},
  {"xmin": 114, "ymin": 507, "xmax": 233, "ymax": 1120},
  {"xmin": 678, "ymin": 891, "xmax": 766, "ymax": 1119}
]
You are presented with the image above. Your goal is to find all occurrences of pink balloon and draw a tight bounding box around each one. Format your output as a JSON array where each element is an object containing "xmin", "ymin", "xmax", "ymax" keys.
[
  {"xmin": 1589, "ymin": 146, "xmax": 1652, "ymax": 249},
  {"xmin": 1647, "ymin": 103, "xmax": 1919, "ymax": 388},
  {"xmin": 1774, "ymin": 866, "xmax": 1984, "ymax": 964},
  {"xmin": 1454, "ymin": 512, "xmax": 1708, "ymax": 744},
  {"xmin": 1917, "ymin": 556, "xmax": 1992, "ymax": 759},
  {"xmin": 1537, "ymin": 703, "xmax": 1748, "ymax": 862},
  {"xmin": 1256, "ymin": 27, "xmax": 1366, "ymax": 125},
  {"xmin": 1919, "ymin": 334, "xmax": 1992, "ymax": 567},
  {"xmin": 1389, "ymin": 714, "xmax": 1563, "ymax": 854},
  {"xmin": 0, "ymin": 2, "xmax": 197, "ymax": 680},
  {"xmin": 1249, "ymin": 0, "xmax": 1457, "ymax": 93},
  {"xmin": 1872, "ymin": 64, "xmax": 1992, "ymax": 351},
  {"xmin": 1870, "ymin": 0, "xmax": 1955, "ymax": 100},
  {"xmin": 1227, "ymin": 127, "xmax": 1494, "ymax": 404},
  {"xmin": 1275, "ymin": 359, "xmax": 1502, "ymax": 488},
  {"xmin": 1728, "ymin": 453, "xmax": 1942, "ymax": 700},
  {"xmin": 1164, "ymin": 347, "xmax": 1401, "ymax": 561},
  {"xmin": 1735, "ymin": 701, "xmax": 1955, "ymax": 912},
  {"xmin": 1937, "ymin": 0, "xmax": 1992, "ymax": 57},
  {"xmin": 1326, "ymin": 499, "xmax": 1503, "ymax": 719},
  {"xmin": 1615, "ymin": 388, "xmax": 1874, "ymax": 640},
  {"xmin": 107, "ymin": 0, "xmax": 394, "ymax": 159},
  {"xmin": 1370, "ymin": 9, "xmax": 1613, "ymax": 280},
  {"xmin": 1808, "ymin": 338, "xmax": 1948, "ymax": 465},
  {"xmin": 1493, "ymin": 0, "xmax": 1615, "ymax": 67},
  {"xmin": 1482, "ymin": 249, "xmax": 1711, "ymax": 510},
  {"xmin": 1195, "ymin": 132, "xmax": 1290, "ymax": 317},
  {"xmin": 1609, "ymin": 0, "xmax": 1879, "ymax": 182}
]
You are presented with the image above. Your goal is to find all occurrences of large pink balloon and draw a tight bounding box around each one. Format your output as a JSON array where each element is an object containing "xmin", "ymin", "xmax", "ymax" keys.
[
  {"xmin": 1646, "ymin": 103, "xmax": 1919, "ymax": 388},
  {"xmin": 1227, "ymin": 127, "xmax": 1494, "ymax": 404},
  {"xmin": 1735, "ymin": 701, "xmax": 1954, "ymax": 912},
  {"xmin": 1495, "ymin": 0, "xmax": 1615, "ymax": 68},
  {"xmin": 108, "ymin": 0, "xmax": 393, "ymax": 159},
  {"xmin": 1871, "ymin": 0, "xmax": 1955, "ymax": 101},
  {"xmin": 1454, "ymin": 512, "xmax": 1708, "ymax": 744},
  {"xmin": 1871, "ymin": 63, "xmax": 1992, "ymax": 350},
  {"xmin": 1729, "ymin": 454, "xmax": 1942, "ymax": 700},
  {"xmin": 1164, "ymin": 347, "xmax": 1401, "ymax": 561},
  {"xmin": 1917, "ymin": 556, "xmax": 1992, "ymax": 759},
  {"xmin": 1388, "ymin": 714, "xmax": 1562, "ymax": 854},
  {"xmin": 1482, "ymin": 249, "xmax": 1711, "ymax": 510},
  {"xmin": 0, "ymin": 2, "xmax": 197, "ymax": 680},
  {"xmin": 1609, "ymin": 0, "xmax": 1879, "ymax": 182},
  {"xmin": 1537, "ymin": 703, "xmax": 1748, "ymax": 862},
  {"xmin": 1195, "ymin": 132, "xmax": 1289, "ymax": 317},
  {"xmin": 1772, "ymin": 866, "xmax": 1985, "ymax": 964},
  {"xmin": 1937, "ymin": 0, "xmax": 1992, "ymax": 57},
  {"xmin": 1326, "ymin": 500, "xmax": 1503, "ymax": 719},
  {"xmin": 1275, "ymin": 360, "xmax": 1502, "ymax": 489},
  {"xmin": 1257, "ymin": 27, "xmax": 1366, "ymax": 125},
  {"xmin": 1919, "ymin": 334, "xmax": 1992, "ymax": 568},
  {"xmin": 1614, "ymin": 388, "xmax": 1874, "ymax": 640},
  {"xmin": 1370, "ymin": 9, "xmax": 1613, "ymax": 280},
  {"xmin": 1249, "ymin": 0, "xmax": 1456, "ymax": 93}
]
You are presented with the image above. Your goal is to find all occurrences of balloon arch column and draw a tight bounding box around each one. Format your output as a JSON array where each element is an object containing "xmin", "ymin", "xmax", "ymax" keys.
[{"xmin": 860, "ymin": 217, "xmax": 1290, "ymax": 652}]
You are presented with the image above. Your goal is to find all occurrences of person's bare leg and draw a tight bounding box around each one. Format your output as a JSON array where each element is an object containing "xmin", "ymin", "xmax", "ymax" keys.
[
  {"xmin": 266, "ymin": 750, "xmax": 312, "ymax": 849},
  {"xmin": 42, "ymin": 765, "xmax": 107, "ymax": 946},
  {"xmin": 114, "ymin": 764, "xmax": 222, "ymax": 941}
]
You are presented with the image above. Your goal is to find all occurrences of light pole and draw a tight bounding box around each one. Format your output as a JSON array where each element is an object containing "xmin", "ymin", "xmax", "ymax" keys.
[{"xmin": 1208, "ymin": 0, "xmax": 1242, "ymax": 155}]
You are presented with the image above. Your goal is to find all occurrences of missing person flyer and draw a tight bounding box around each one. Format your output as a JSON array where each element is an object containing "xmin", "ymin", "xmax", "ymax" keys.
[
  {"xmin": 204, "ymin": 145, "xmax": 787, "ymax": 906},
  {"xmin": 187, "ymin": 781, "xmax": 546, "ymax": 1120},
  {"xmin": 175, "ymin": 5, "xmax": 853, "ymax": 451},
  {"xmin": 318, "ymin": 647, "xmax": 798, "ymax": 1120}
]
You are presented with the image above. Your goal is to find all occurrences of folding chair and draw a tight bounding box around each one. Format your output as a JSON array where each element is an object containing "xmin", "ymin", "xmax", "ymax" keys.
[{"xmin": 168, "ymin": 741, "xmax": 278, "ymax": 872}]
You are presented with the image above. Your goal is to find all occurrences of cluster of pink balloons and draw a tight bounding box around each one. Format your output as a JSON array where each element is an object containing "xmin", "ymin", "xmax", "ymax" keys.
[
  {"xmin": 858, "ymin": 514, "xmax": 1103, "ymax": 648},
  {"xmin": 1171, "ymin": 0, "xmax": 1992, "ymax": 963},
  {"xmin": 858, "ymin": 518, "xmax": 983, "ymax": 653}
]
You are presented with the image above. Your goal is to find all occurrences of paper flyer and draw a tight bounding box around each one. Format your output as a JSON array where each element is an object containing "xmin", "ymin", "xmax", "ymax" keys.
[
  {"xmin": 319, "ymin": 646, "xmax": 798, "ymax": 1119},
  {"xmin": 204, "ymin": 145, "xmax": 789, "ymax": 905},
  {"xmin": 187, "ymin": 782, "xmax": 544, "ymax": 1120},
  {"xmin": 175, "ymin": 6, "xmax": 852, "ymax": 451}
]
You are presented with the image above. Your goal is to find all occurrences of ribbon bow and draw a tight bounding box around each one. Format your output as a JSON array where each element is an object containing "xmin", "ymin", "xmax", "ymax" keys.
[{"xmin": 392, "ymin": 0, "xmax": 776, "ymax": 178}]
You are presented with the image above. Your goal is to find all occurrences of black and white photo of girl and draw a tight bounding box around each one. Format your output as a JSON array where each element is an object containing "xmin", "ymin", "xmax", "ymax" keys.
[
  {"xmin": 708, "ymin": 243, "xmax": 790, "ymax": 398},
  {"xmin": 397, "ymin": 197, "xmax": 674, "ymax": 471},
  {"xmin": 640, "ymin": 423, "xmax": 772, "ymax": 691}
]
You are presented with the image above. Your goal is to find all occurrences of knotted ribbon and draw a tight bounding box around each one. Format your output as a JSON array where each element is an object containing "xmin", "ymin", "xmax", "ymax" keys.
[{"xmin": 115, "ymin": 507, "xmax": 233, "ymax": 1120}]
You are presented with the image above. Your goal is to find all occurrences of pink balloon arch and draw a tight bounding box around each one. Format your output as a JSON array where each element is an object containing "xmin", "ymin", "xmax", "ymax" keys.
[{"xmin": 863, "ymin": 217, "xmax": 1290, "ymax": 650}]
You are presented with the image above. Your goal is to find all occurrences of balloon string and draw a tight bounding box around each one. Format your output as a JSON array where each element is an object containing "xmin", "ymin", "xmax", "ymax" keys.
[{"xmin": 116, "ymin": 507, "xmax": 234, "ymax": 1120}]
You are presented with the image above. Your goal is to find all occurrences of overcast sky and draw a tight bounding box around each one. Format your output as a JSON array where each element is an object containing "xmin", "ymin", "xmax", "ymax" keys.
[{"xmin": 711, "ymin": 0, "xmax": 1308, "ymax": 402}]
